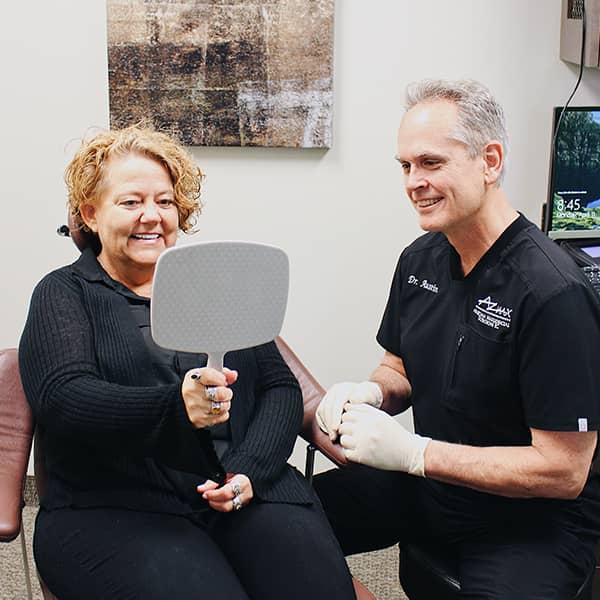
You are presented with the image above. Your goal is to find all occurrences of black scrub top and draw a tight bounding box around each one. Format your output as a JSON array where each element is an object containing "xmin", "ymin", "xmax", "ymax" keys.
[
  {"xmin": 377, "ymin": 215, "xmax": 600, "ymax": 447},
  {"xmin": 377, "ymin": 215, "xmax": 600, "ymax": 529}
]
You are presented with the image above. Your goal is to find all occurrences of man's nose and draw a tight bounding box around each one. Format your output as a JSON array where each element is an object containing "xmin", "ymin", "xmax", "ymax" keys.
[{"xmin": 405, "ymin": 168, "xmax": 427, "ymax": 193}]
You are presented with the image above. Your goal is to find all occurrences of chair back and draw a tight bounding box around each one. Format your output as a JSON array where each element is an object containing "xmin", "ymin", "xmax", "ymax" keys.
[
  {"xmin": 0, "ymin": 348, "xmax": 34, "ymax": 542},
  {"xmin": 274, "ymin": 339, "xmax": 348, "ymax": 467},
  {"xmin": 57, "ymin": 212, "xmax": 100, "ymax": 254}
]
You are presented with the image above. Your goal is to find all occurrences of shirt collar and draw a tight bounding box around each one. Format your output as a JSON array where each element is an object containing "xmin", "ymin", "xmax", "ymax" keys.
[
  {"xmin": 72, "ymin": 247, "xmax": 107, "ymax": 283},
  {"xmin": 72, "ymin": 247, "xmax": 147, "ymax": 302},
  {"xmin": 447, "ymin": 213, "xmax": 533, "ymax": 280}
]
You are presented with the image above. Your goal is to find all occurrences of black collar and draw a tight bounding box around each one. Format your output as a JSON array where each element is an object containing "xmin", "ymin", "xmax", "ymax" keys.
[
  {"xmin": 448, "ymin": 213, "xmax": 534, "ymax": 281},
  {"xmin": 72, "ymin": 247, "xmax": 148, "ymax": 302}
]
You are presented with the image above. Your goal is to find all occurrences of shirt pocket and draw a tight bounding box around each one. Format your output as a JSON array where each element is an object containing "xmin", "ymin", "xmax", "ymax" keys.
[{"xmin": 441, "ymin": 325, "xmax": 517, "ymax": 425}]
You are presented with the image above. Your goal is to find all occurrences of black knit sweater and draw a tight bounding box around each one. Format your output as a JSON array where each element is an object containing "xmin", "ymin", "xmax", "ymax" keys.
[{"xmin": 19, "ymin": 249, "xmax": 313, "ymax": 515}]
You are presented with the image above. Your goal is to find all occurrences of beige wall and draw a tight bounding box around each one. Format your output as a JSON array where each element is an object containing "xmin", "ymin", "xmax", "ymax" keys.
[{"xmin": 3, "ymin": 1, "xmax": 600, "ymax": 472}]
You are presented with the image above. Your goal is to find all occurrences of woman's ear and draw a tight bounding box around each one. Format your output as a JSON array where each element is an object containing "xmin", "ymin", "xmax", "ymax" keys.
[
  {"xmin": 79, "ymin": 204, "xmax": 98, "ymax": 233},
  {"xmin": 482, "ymin": 140, "xmax": 504, "ymax": 186}
]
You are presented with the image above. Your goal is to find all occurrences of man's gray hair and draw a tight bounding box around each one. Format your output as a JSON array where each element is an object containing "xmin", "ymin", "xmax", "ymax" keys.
[{"xmin": 405, "ymin": 79, "xmax": 508, "ymax": 183}]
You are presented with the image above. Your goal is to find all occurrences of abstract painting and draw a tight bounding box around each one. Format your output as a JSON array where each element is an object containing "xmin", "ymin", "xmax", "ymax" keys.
[{"xmin": 107, "ymin": 0, "xmax": 334, "ymax": 147}]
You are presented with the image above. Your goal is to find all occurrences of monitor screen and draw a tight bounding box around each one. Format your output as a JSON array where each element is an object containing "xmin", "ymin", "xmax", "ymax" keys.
[
  {"xmin": 581, "ymin": 245, "xmax": 600, "ymax": 258},
  {"xmin": 546, "ymin": 106, "xmax": 600, "ymax": 239}
]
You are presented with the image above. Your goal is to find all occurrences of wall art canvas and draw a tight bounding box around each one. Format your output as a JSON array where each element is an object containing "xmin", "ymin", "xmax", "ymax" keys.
[{"xmin": 107, "ymin": 0, "xmax": 334, "ymax": 147}]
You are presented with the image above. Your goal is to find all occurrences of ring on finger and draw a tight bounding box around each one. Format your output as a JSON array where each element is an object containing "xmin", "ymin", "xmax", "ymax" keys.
[
  {"xmin": 232, "ymin": 495, "xmax": 243, "ymax": 511},
  {"xmin": 210, "ymin": 401, "xmax": 222, "ymax": 415},
  {"xmin": 205, "ymin": 386, "xmax": 217, "ymax": 402},
  {"xmin": 231, "ymin": 481, "xmax": 242, "ymax": 497}
]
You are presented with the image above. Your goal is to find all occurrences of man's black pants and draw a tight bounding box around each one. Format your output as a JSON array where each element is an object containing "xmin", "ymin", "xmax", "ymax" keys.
[{"xmin": 314, "ymin": 465, "xmax": 597, "ymax": 600}]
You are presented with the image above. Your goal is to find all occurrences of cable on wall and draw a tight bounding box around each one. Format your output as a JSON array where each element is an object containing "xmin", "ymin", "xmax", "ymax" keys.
[
  {"xmin": 543, "ymin": 0, "xmax": 587, "ymax": 230},
  {"xmin": 552, "ymin": 0, "xmax": 587, "ymax": 154}
]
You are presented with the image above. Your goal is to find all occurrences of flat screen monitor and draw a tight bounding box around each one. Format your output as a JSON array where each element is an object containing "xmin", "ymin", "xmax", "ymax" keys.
[{"xmin": 545, "ymin": 106, "xmax": 600, "ymax": 240}]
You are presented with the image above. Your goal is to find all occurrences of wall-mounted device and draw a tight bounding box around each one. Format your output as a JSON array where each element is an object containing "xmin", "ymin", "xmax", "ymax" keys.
[
  {"xmin": 560, "ymin": 0, "xmax": 600, "ymax": 68},
  {"xmin": 544, "ymin": 105, "xmax": 600, "ymax": 240}
]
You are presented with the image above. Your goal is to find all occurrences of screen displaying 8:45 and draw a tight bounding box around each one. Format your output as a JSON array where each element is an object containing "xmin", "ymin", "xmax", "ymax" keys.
[{"xmin": 549, "ymin": 107, "xmax": 600, "ymax": 233}]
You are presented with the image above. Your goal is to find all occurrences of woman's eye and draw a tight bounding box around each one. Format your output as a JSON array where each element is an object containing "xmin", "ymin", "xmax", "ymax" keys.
[
  {"xmin": 120, "ymin": 200, "xmax": 139, "ymax": 207},
  {"xmin": 157, "ymin": 198, "xmax": 174, "ymax": 207}
]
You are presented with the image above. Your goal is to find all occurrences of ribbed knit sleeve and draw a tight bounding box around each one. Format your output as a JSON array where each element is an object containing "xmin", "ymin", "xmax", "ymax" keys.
[
  {"xmin": 221, "ymin": 341, "xmax": 303, "ymax": 497},
  {"xmin": 19, "ymin": 269, "xmax": 192, "ymax": 454}
]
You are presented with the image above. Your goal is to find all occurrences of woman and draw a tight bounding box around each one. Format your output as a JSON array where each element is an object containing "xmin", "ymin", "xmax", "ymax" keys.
[{"xmin": 19, "ymin": 125, "xmax": 355, "ymax": 600}]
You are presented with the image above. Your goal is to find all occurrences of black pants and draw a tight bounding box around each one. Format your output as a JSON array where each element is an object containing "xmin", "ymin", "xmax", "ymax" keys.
[
  {"xmin": 314, "ymin": 465, "xmax": 598, "ymax": 600},
  {"xmin": 34, "ymin": 501, "xmax": 356, "ymax": 600}
]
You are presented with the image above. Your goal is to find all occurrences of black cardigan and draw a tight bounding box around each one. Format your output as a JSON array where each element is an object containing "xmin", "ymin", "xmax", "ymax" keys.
[{"xmin": 19, "ymin": 249, "xmax": 313, "ymax": 515}]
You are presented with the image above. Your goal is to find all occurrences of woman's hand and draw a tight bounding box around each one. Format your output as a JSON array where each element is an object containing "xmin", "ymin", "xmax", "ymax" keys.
[
  {"xmin": 181, "ymin": 367, "xmax": 238, "ymax": 429},
  {"xmin": 197, "ymin": 473, "xmax": 254, "ymax": 512}
]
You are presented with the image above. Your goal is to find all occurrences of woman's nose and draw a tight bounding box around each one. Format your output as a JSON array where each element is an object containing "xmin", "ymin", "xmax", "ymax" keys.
[{"xmin": 140, "ymin": 201, "xmax": 160, "ymax": 222}]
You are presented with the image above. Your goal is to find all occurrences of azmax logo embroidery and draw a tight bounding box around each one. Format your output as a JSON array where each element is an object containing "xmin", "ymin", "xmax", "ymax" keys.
[{"xmin": 473, "ymin": 296, "xmax": 513, "ymax": 330}]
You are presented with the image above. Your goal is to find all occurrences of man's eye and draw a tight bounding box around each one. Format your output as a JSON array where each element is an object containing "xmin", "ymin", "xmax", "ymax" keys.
[
  {"xmin": 400, "ymin": 162, "xmax": 410, "ymax": 172},
  {"xmin": 423, "ymin": 160, "xmax": 440, "ymax": 168}
]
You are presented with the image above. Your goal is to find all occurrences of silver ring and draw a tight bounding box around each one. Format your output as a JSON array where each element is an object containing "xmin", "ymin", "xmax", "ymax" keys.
[
  {"xmin": 205, "ymin": 386, "xmax": 217, "ymax": 402},
  {"xmin": 231, "ymin": 482, "xmax": 242, "ymax": 497},
  {"xmin": 210, "ymin": 401, "xmax": 222, "ymax": 415},
  {"xmin": 232, "ymin": 495, "xmax": 243, "ymax": 511}
]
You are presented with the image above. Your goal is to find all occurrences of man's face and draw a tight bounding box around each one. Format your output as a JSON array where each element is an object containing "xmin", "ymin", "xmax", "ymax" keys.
[{"xmin": 396, "ymin": 100, "xmax": 488, "ymax": 236}]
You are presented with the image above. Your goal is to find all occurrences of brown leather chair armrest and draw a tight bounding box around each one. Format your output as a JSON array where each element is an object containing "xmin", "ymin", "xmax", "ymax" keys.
[
  {"xmin": 0, "ymin": 348, "xmax": 34, "ymax": 542},
  {"xmin": 274, "ymin": 337, "xmax": 347, "ymax": 467}
]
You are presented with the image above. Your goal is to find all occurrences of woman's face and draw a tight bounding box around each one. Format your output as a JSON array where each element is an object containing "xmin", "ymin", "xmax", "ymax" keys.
[{"xmin": 80, "ymin": 153, "xmax": 179, "ymax": 280}]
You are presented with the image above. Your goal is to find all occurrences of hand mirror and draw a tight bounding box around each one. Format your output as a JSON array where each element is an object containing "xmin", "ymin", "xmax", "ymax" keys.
[{"xmin": 151, "ymin": 241, "xmax": 289, "ymax": 369}]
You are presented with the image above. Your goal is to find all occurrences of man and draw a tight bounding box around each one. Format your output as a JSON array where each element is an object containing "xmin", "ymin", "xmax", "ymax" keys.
[{"xmin": 314, "ymin": 79, "xmax": 600, "ymax": 598}]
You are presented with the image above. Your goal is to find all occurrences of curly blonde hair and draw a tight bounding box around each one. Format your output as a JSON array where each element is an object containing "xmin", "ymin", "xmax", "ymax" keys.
[{"xmin": 65, "ymin": 124, "xmax": 203, "ymax": 233}]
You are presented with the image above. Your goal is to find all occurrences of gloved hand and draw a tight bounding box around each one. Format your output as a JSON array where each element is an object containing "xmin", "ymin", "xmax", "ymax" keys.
[
  {"xmin": 316, "ymin": 381, "xmax": 383, "ymax": 441},
  {"xmin": 339, "ymin": 403, "xmax": 431, "ymax": 476}
]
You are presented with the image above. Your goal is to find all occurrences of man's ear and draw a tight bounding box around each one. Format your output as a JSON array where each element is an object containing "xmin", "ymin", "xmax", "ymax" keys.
[
  {"xmin": 482, "ymin": 140, "xmax": 504, "ymax": 186},
  {"xmin": 80, "ymin": 203, "xmax": 98, "ymax": 233}
]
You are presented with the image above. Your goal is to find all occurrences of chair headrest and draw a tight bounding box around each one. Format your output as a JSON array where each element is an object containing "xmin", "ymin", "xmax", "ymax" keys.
[{"xmin": 57, "ymin": 213, "xmax": 101, "ymax": 254}]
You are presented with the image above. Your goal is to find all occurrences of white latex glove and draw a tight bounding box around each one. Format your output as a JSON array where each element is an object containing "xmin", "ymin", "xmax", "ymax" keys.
[
  {"xmin": 316, "ymin": 381, "xmax": 383, "ymax": 441},
  {"xmin": 339, "ymin": 403, "xmax": 431, "ymax": 476}
]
